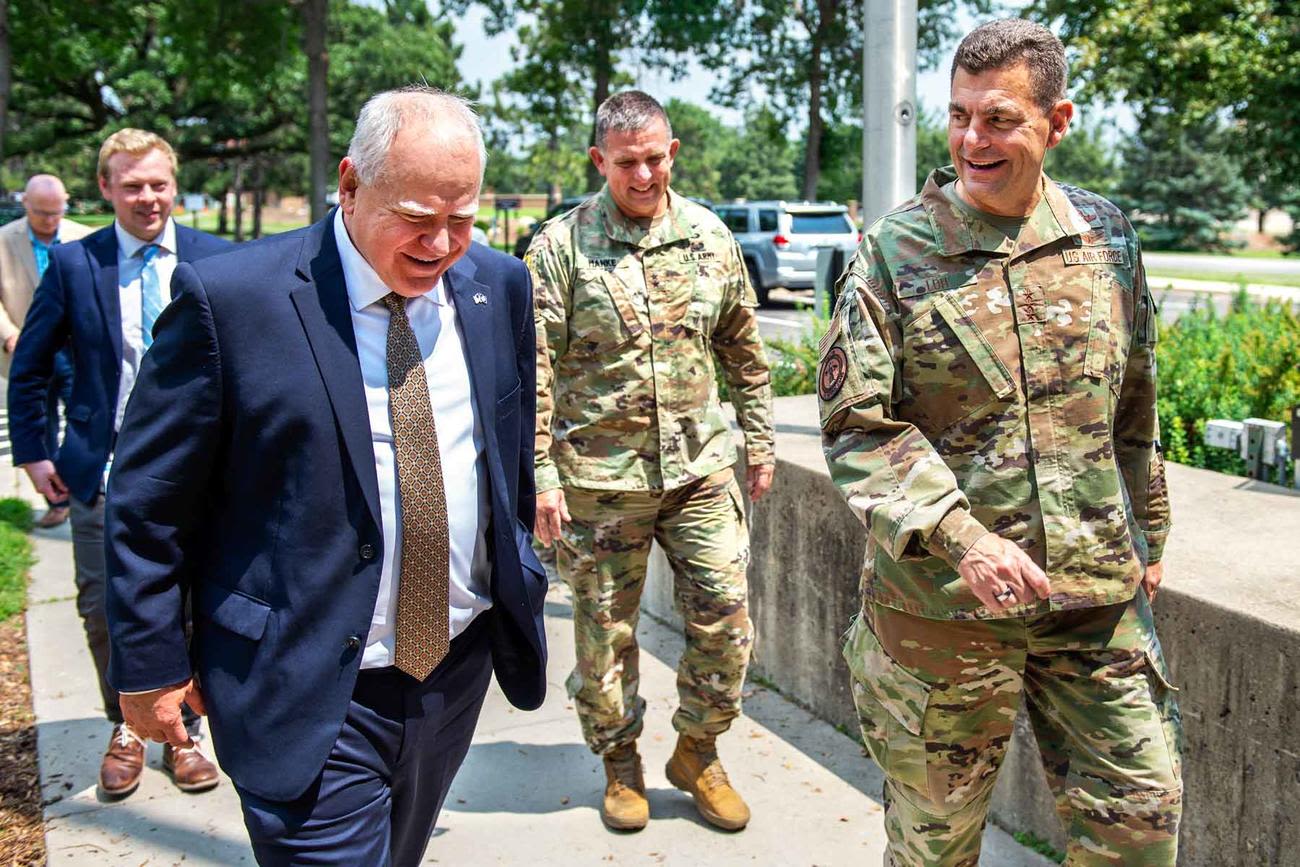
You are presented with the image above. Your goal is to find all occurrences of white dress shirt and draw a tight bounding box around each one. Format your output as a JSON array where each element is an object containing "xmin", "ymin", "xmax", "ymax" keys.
[
  {"xmin": 114, "ymin": 219, "xmax": 178, "ymax": 433},
  {"xmin": 333, "ymin": 210, "xmax": 493, "ymax": 670}
]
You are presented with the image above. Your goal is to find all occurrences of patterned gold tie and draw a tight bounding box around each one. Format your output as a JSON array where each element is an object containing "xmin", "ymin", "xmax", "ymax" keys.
[{"xmin": 383, "ymin": 292, "xmax": 450, "ymax": 680}]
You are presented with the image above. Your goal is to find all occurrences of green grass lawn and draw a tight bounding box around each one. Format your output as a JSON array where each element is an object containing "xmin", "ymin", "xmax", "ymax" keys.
[
  {"xmin": 0, "ymin": 500, "xmax": 35, "ymax": 624},
  {"xmin": 1145, "ymin": 267, "xmax": 1300, "ymax": 289}
]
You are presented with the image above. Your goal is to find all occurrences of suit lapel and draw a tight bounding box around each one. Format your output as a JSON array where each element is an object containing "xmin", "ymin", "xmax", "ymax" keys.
[
  {"xmin": 86, "ymin": 228, "xmax": 124, "ymax": 364},
  {"xmin": 288, "ymin": 219, "xmax": 383, "ymax": 526},
  {"xmin": 444, "ymin": 258, "xmax": 499, "ymax": 464}
]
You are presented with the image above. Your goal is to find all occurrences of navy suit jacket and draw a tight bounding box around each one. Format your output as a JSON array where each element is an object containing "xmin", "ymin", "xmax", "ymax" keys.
[
  {"xmin": 7, "ymin": 223, "xmax": 232, "ymax": 504},
  {"xmin": 104, "ymin": 215, "xmax": 547, "ymax": 802}
]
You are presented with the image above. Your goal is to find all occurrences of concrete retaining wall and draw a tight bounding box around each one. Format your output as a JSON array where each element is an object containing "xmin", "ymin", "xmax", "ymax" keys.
[{"xmin": 643, "ymin": 395, "xmax": 1300, "ymax": 866}]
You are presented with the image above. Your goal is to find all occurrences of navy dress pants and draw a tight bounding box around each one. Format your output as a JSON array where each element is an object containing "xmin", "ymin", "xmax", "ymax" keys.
[{"xmin": 234, "ymin": 615, "xmax": 494, "ymax": 866}]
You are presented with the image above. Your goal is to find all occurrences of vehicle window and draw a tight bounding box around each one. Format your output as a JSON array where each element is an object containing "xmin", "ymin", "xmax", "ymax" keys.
[
  {"xmin": 790, "ymin": 213, "xmax": 854, "ymax": 234},
  {"xmin": 758, "ymin": 210, "xmax": 779, "ymax": 232},
  {"xmin": 719, "ymin": 209, "xmax": 750, "ymax": 234}
]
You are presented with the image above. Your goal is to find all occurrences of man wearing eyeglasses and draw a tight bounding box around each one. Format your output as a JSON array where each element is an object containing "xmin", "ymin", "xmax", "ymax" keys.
[{"xmin": 0, "ymin": 174, "xmax": 93, "ymax": 528}]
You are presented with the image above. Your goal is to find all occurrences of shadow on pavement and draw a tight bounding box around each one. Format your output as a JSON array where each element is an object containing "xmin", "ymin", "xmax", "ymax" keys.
[
  {"xmin": 447, "ymin": 740, "xmax": 741, "ymax": 833},
  {"xmin": 36, "ymin": 716, "xmax": 113, "ymax": 811},
  {"xmin": 633, "ymin": 607, "xmax": 889, "ymax": 810},
  {"xmin": 50, "ymin": 804, "xmax": 253, "ymax": 864}
]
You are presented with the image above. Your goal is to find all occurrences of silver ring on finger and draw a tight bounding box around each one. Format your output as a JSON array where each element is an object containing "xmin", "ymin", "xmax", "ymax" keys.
[{"xmin": 993, "ymin": 587, "xmax": 1016, "ymax": 604}]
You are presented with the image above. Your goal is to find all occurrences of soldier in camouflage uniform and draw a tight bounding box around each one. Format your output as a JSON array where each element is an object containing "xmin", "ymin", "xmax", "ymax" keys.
[
  {"xmin": 819, "ymin": 20, "xmax": 1182, "ymax": 866},
  {"xmin": 525, "ymin": 91, "xmax": 775, "ymax": 833}
]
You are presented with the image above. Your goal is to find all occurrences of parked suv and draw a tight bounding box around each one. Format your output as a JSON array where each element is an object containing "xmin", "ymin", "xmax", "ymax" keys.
[{"xmin": 715, "ymin": 201, "xmax": 858, "ymax": 305}]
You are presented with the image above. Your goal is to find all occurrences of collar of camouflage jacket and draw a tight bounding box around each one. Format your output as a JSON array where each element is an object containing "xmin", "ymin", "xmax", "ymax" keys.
[
  {"xmin": 919, "ymin": 165, "xmax": 1093, "ymax": 262},
  {"xmin": 596, "ymin": 185, "xmax": 696, "ymax": 251}
]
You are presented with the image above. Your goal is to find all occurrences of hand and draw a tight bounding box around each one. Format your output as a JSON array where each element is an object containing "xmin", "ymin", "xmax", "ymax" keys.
[
  {"xmin": 746, "ymin": 464, "xmax": 774, "ymax": 502},
  {"xmin": 3, "ymin": 334, "xmax": 16, "ymax": 354},
  {"xmin": 1142, "ymin": 561, "xmax": 1164, "ymax": 601},
  {"xmin": 22, "ymin": 460, "xmax": 69, "ymax": 503},
  {"xmin": 119, "ymin": 678, "xmax": 207, "ymax": 747},
  {"xmin": 534, "ymin": 488, "xmax": 570, "ymax": 548},
  {"xmin": 957, "ymin": 533, "xmax": 1051, "ymax": 613}
]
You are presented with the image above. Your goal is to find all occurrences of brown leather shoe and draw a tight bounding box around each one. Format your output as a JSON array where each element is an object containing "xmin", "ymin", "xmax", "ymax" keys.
[
  {"xmin": 99, "ymin": 723, "xmax": 145, "ymax": 797},
  {"xmin": 601, "ymin": 743, "xmax": 649, "ymax": 831},
  {"xmin": 163, "ymin": 738, "xmax": 220, "ymax": 793},
  {"xmin": 665, "ymin": 734, "xmax": 750, "ymax": 831},
  {"xmin": 35, "ymin": 505, "xmax": 70, "ymax": 528}
]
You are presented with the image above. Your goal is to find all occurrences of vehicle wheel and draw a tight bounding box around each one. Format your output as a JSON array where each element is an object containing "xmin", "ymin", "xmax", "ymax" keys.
[{"xmin": 746, "ymin": 259, "xmax": 769, "ymax": 306}]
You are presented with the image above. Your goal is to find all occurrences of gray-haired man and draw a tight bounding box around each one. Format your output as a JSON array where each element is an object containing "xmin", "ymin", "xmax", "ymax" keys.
[{"xmin": 104, "ymin": 87, "xmax": 546, "ymax": 866}]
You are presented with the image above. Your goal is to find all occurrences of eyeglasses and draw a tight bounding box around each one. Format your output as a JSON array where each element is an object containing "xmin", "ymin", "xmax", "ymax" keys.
[{"xmin": 27, "ymin": 206, "xmax": 67, "ymax": 219}]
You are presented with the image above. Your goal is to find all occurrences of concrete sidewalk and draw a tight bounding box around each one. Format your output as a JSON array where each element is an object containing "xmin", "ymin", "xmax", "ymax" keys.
[{"xmin": 26, "ymin": 521, "xmax": 1052, "ymax": 865}]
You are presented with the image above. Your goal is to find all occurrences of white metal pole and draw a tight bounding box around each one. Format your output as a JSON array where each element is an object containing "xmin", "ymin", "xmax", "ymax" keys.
[{"xmin": 862, "ymin": 0, "xmax": 918, "ymax": 228}]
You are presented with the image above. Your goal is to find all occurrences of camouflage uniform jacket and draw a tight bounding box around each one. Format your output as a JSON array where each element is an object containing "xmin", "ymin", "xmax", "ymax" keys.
[
  {"xmin": 819, "ymin": 166, "xmax": 1171, "ymax": 620},
  {"xmin": 527, "ymin": 187, "xmax": 774, "ymax": 493}
]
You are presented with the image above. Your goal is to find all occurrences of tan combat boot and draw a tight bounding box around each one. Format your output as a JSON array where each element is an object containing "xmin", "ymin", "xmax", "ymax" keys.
[
  {"xmin": 601, "ymin": 743, "xmax": 649, "ymax": 831},
  {"xmin": 665, "ymin": 734, "xmax": 750, "ymax": 831}
]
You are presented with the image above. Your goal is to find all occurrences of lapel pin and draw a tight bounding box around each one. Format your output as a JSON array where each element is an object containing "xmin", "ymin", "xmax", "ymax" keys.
[{"xmin": 473, "ymin": 292, "xmax": 488, "ymax": 305}]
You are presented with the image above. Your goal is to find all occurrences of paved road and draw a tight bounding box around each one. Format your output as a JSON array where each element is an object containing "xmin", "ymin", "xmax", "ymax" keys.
[{"xmin": 1145, "ymin": 251, "xmax": 1300, "ymax": 277}]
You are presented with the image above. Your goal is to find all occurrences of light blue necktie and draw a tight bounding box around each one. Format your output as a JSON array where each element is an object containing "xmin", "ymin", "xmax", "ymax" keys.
[{"xmin": 140, "ymin": 244, "xmax": 163, "ymax": 349}]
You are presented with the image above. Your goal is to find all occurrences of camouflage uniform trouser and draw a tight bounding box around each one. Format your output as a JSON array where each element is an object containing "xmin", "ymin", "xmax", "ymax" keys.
[
  {"xmin": 844, "ymin": 590, "xmax": 1182, "ymax": 867},
  {"xmin": 557, "ymin": 468, "xmax": 753, "ymax": 756}
]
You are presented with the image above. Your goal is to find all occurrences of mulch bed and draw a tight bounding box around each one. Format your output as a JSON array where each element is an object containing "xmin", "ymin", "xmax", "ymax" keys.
[{"xmin": 0, "ymin": 615, "xmax": 44, "ymax": 866}]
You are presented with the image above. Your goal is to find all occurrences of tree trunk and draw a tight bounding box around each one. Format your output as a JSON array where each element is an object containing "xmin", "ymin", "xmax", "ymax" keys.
[
  {"xmin": 252, "ymin": 161, "xmax": 265, "ymax": 239},
  {"xmin": 233, "ymin": 161, "xmax": 245, "ymax": 243},
  {"xmin": 1258, "ymin": 208, "xmax": 1267, "ymax": 234},
  {"xmin": 585, "ymin": 49, "xmax": 612, "ymax": 194},
  {"xmin": 303, "ymin": 0, "xmax": 330, "ymax": 222},
  {"xmin": 801, "ymin": 8, "xmax": 829, "ymax": 201},
  {"xmin": 0, "ymin": 0, "xmax": 10, "ymax": 187},
  {"xmin": 218, "ymin": 188, "xmax": 229, "ymax": 236}
]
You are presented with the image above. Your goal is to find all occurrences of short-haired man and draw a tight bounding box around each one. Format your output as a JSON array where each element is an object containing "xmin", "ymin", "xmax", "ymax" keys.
[
  {"xmin": 104, "ymin": 88, "xmax": 546, "ymax": 865},
  {"xmin": 819, "ymin": 19, "xmax": 1181, "ymax": 865},
  {"xmin": 527, "ymin": 90, "xmax": 775, "ymax": 832},
  {"xmin": 8, "ymin": 130, "xmax": 230, "ymax": 797},
  {"xmin": 0, "ymin": 174, "xmax": 93, "ymax": 527}
]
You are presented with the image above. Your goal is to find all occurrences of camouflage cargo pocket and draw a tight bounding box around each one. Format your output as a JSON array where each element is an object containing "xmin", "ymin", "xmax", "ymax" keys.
[
  {"xmin": 842, "ymin": 615, "xmax": 931, "ymax": 796},
  {"xmin": 1143, "ymin": 637, "xmax": 1184, "ymax": 786},
  {"xmin": 899, "ymin": 292, "xmax": 1014, "ymax": 436},
  {"xmin": 1083, "ymin": 269, "xmax": 1135, "ymax": 398},
  {"xmin": 569, "ymin": 271, "xmax": 644, "ymax": 355}
]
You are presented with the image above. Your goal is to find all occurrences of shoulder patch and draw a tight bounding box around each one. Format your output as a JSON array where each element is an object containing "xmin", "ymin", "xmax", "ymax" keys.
[{"xmin": 819, "ymin": 346, "xmax": 849, "ymax": 400}]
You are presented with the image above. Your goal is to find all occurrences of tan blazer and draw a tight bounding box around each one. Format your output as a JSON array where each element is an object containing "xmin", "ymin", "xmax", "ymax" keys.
[{"xmin": 0, "ymin": 215, "xmax": 94, "ymax": 375}]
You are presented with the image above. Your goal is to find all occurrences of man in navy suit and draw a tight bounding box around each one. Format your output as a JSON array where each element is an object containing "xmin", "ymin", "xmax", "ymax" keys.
[
  {"xmin": 8, "ymin": 129, "xmax": 230, "ymax": 797},
  {"xmin": 104, "ymin": 88, "xmax": 547, "ymax": 865}
]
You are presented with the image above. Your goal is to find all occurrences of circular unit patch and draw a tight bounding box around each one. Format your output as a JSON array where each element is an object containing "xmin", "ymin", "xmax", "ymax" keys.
[{"xmin": 819, "ymin": 346, "xmax": 849, "ymax": 401}]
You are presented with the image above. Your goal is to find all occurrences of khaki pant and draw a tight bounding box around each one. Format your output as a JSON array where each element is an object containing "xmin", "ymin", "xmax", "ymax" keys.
[
  {"xmin": 557, "ymin": 469, "xmax": 753, "ymax": 755},
  {"xmin": 845, "ymin": 591, "xmax": 1182, "ymax": 866}
]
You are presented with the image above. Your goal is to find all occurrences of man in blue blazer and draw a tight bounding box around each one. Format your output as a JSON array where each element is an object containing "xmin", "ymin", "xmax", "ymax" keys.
[
  {"xmin": 8, "ymin": 129, "xmax": 230, "ymax": 797},
  {"xmin": 105, "ymin": 88, "xmax": 547, "ymax": 865}
]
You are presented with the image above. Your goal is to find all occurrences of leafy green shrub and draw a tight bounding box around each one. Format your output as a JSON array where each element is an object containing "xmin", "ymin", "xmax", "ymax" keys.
[
  {"xmin": 0, "ymin": 498, "xmax": 36, "ymax": 622},
  {"xmin": 1156, "ymin": 290, "xmax": 1299, "ymax": 479},
  {"xmin": 765, "ymin": 317, "xmax": 828, "ymax": 397},
  {"xmin": 0, "ymin": 498, "xmax": 35, "ymax": 532}
]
